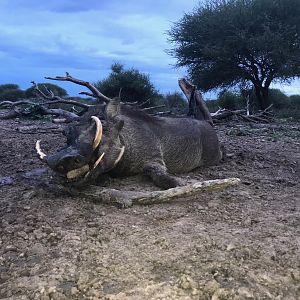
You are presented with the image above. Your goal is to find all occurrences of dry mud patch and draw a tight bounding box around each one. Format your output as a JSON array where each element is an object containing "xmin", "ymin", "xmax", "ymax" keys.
[{"xmin": 0, "ymin": 119, "xmax": 299, "ymax": 299}]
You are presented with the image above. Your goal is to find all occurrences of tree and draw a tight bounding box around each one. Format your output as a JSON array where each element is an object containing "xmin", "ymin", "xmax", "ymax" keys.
[
  {"xmin": 164, "ymin": 92, "xmax": 188, "ymax": 114},
  {"xmin": 168, "ymin": 0, "xmax": 300, "ymax": 109},
  {"xmin": 94, "ymin": 63, "xmax": 160, "ymax": 106},
  {"xmin": 0, "ymin": 84, "xmax": 25, "ymax": 101},
  {"xmin": 0, "ymin": 84, "xmax": 19, "ymax": 93},
  {"xmin": 217, "ymin": 90, "xmax": 243, "ymax": 110},
  {"xmin": 25, "ymin": 83, "xmax": 68, "ymax": 98}
]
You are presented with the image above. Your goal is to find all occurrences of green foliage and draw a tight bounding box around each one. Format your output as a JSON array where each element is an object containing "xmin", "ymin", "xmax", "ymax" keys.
[
  {"xmin": 206, "ymin": 99, "xmax": 219, "ymax": 112},
  {"xmin": 25, "ymin": 83, "xmax": 68, "ymax": 98},
  {"xmin": 268, "ymin": 89, "xmax": 290, "ymax": 109},
  {"xmin": 164, "ymin": 92, "xmax": 188, "ymax": 114},
  {"xmin": 168, "ymin": 0, "xmax": 300, "ymax": 109},
  {"xmin": 0, "ymin": 84, "xmax": 25, "ymax": 102},
  {"xmin": 95, "ymin": 63, "xmax": 160, "ymax": 106},
  {"xmin": 217, "ymin": 90, "xmax": 244, "ymax": 110},
  {"xmin": 290, "ymin": 95, "xmax": 300, "ymax": 108},
  {"xmin": 0, "ymin": 84, "xmax": 20, "ymax": 93}
]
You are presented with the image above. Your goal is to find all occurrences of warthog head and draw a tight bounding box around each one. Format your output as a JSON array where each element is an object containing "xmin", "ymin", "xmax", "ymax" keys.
[{"xmin": 36, "ymin": 104, "xmax": 125, "ymax": 183}]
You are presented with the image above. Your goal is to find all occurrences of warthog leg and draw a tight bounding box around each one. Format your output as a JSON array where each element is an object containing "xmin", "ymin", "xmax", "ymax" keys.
[{"xmin": 143, "ymin": 163, "xmax": 181, "ymax": 189}]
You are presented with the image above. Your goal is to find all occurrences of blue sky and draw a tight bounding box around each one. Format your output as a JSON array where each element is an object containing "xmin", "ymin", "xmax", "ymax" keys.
[{"xmin": 0, "ymin": 0, "xmax": 299, "ymax": 98}]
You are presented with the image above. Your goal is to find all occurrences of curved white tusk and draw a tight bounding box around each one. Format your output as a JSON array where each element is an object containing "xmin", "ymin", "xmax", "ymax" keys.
[
  {"xmin": 84, "ymin": 152, "xmax": 105, "ymax": 179},
  {"xmin": 91, "ymin": 116, "xmax": 103, "ymax": 150},
  {"xmin": 113, "ymin": 146, "xmax": 125, "ymax": 167},
  {"xmin": 35, "ymin": 140, "xmax": 47, "ymax": 160},
  {"xmin": 93, "ymin": 152, "xmax": 105, "ymax": 169}
]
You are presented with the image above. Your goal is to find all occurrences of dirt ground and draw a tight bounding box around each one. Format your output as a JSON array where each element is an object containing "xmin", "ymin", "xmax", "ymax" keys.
[{"xmin": 0, "ymin": 118, "xmax": 299, "ymax": 300}]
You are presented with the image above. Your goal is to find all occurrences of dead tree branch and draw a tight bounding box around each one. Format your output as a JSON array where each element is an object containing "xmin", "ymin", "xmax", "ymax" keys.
[
  {"xmin": 211, "ymin": 105, "xmax": 274, "ymax": 123},
  {"xmin": 141, "ymin": 105, "xmax": 166, "ymax": 111},
  {"xmin": 67, "ymin": 178, "xmax": 240, "ymax": 207},
  {"xmin": 45, "ymin": 72, "xmax": 112, "ymax": 103}
]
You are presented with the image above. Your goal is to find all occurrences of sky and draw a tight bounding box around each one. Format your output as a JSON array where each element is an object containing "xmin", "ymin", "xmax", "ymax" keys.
[{"xmin": 0, "ymin": 0, "xmax": 299, "ymax": 98}]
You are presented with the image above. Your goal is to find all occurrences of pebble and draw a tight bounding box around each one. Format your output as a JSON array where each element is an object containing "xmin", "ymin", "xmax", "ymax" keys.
[
  {"xmin": 71, "ymin": 287, "xmax": 79, "ymax": 295},
  {"xmin": 238, "ymin": 287, "xmax": 254, "ymax": 298},
  {"xmin": 4, "ymin": 245, "xmax": 18, "ymax": 253}
]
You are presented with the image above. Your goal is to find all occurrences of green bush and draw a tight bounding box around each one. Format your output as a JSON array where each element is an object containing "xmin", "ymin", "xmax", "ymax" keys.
[
  {"xmin": 0, "ymin": 89, "xmax": 25, "ymax": 101},
  {"xmin": 25, "ymin": 83, "xmax": 68, "ymax": 98},
  {"xmin": 289, "ymin": 95, "xmax": 300, "ymax": 108},
  {"xmin": 217, "ymin": 90, "xmax": 244, "ymax": 110},
  {"xmin": 206, "ymin": 99, "xmax": 219, "ymax": 112},
  {"xmin": 94, "ymin": 63, "xmax": 160, "ymax": 106},
  {"xmin": 164, "ymin": 92, "xmax": 188, "ymax": 114},
  {"xmin": 274, "ymin": 108, "xmax": 300, "ymax": 120},
  {"xmin": 268, "ymin": 89, "xmax": 290, "ymax": 109},
  {"xmin": 0, "ymin": 84, "xmax": 20, "ymax": 93}
]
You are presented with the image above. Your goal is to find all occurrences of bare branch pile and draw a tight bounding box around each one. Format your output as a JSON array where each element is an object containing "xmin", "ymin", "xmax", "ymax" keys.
[{"xmin": 0, "ymin": 72, "xmax": 274, "ymax": 124}]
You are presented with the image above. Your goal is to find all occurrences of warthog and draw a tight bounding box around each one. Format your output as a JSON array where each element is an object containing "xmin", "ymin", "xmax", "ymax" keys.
[{"xmin": 36, "ymin": 98, "xmax": 222, "ymax": 189}]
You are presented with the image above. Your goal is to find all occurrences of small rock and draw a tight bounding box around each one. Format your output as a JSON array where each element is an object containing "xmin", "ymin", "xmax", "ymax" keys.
[
  {"xmin": 177, "ymin": 275, "xmax": 198, "ymax": 290},
  {"xmin": 211, "ymin": 288, "xmax": 232, "ymax": 300},
  {"xmin": 4, "ymin": 245, "xmax": 18, "ymax": 253},
  {"xmin": 204, "ymin": 280, "xmax": 220, "ymax": 295},
  {"xmin": 23, "ymin": 190, "xmax": 36, "ymax": 200},
  {"xmin": 17, "ymin": 231, "xmax": 28, "ymax": 240},
  {"xmin": 48, "ymin": 286, "xmax": 56, "ymax": 294},
  {"xmin": 34, "ymin": 229, "xmax": 46, "ymax": 240},
  {"xmin": 226, "ymin": 243, "xmax": 236, "ymax": 251},
  {"xmin": 71, "ymin": 287, "xmax": 79, "ymax": 295},
  {"xmin": 238, "ymin": 287, "xmax": 254, "ymax": 298},
  {"xmin": 244, "ymin": 217, "xmax": 252, "ymax": 226}
]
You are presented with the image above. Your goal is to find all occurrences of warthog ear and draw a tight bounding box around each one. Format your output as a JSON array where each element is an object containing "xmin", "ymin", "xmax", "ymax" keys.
[{"xmin": 106, "ymin": 97, "xmax": 121, "ymax": 120}]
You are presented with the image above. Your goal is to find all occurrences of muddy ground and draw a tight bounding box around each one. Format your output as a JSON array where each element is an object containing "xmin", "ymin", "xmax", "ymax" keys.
[{"xmin": 0, "ymin": 118, "xmax": 299, "ymax": 300}]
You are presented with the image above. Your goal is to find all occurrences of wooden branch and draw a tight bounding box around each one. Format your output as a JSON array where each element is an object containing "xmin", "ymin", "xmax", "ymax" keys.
[
  {"xmin": 0, "ymin": 98, "xmax": 90, "ymax": 110},
  {"xmin": 44, "ymin": 99, "xmax": 91, "ymax": 108},
  {"xmin": 0, "ymin": 100, "xmax": 37, "ymax": 108},
  {"xmin": 45, "ymin": 73, "xmax": 112, "ymax": 103},
  {"xmin": 0, "ymin": 105, "xmax": 79, "ymax": 122},
  {"xmin": 137, "ymin": 98, "xmax": 151, "ymax": 107},
  {"xmin": 31, "ymin": 82, "xmax": 91, "ymax": 109},
  {"xmin": 142, "ymin": 105, "xmax": 166, "ymax": 111},
  {"xmin": 178, "ymin": 78, "xmax": 213, "ymax": 125},
  {"xmin": 68, "ymin": 178, "xmax": 240, "ymax": 207},
  {"xmin": 152, "ymin": 110, "xmax": 173, "ymax": 116},
  {"xmin": 79, "ymin": 91, "xmax": 96, "ymax": 98},
  {"xmin": 38, "ymin": 107, "xmax": 79, "ymax": 122}
]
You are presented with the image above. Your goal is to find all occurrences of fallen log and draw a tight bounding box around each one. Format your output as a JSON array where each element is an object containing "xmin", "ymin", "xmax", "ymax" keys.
[{"xmin": 66, "ymin": 178, "xmax": 240, "ymax": 207}]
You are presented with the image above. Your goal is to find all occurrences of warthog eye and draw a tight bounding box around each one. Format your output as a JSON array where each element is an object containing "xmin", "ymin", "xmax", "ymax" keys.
[{"xmin": 57, "ymin": 165, "xmax": 64, "ymax": 172}]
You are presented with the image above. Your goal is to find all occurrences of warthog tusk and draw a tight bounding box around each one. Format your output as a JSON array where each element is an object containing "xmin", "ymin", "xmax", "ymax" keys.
[
  {"xmin": 91, "ymin": 116, "xmax": 103, "ymax": 150},
  {"xmin": 113, "ymin": 146, "xmax": 125, "ymax": 167},
  {"xmin": 84, "ymin": 152, "xmax": 105, "ymax": 179},
  {"xmin": 93, "ymin": 152, "xmax": 105, "ymax": 169},
  {"xmin": 35, "ymin": 140, "xmax": 47, "ymax": 160}
]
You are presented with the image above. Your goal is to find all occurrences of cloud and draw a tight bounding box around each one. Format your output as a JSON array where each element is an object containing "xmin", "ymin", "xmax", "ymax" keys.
[{"xmin": 0, "ymin": 0, "xmax": 298, "ymax": 98}]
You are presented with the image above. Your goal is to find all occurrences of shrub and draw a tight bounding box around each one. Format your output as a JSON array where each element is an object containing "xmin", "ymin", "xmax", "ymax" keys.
[
  {"xmin": 289, "ymin": 95, "xmax": 300, "ymax": 108},
  {"xmin": 0, "ymin": 84, "xmax": 20, "ymax": 93},
  {"xmin": 217, "ymin": 90, "xmax": 244, "ymax": 110},
  {"xmin": 206, "ymin": 99, "xmax": 219, "ymax": 112},
  {"xmin": 164, "ymin": 92, "xmax": 188, "ymax": 114},
  {"xmin": 268, "ymin": 89, "xmax": 290, "ymax": 109},
  {"xmin": 0, "ymin": 89, "xmax": 25, "ymax": 101},
  {"xmin": 94, "ymin": 63, "xmax": 160, "ymax": 106}
]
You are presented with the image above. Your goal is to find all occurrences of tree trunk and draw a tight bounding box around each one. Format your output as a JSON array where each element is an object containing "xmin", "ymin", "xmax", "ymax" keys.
[{"xmin": 254, "ymin": 84, "xmax": 270, "ymax": 110}]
